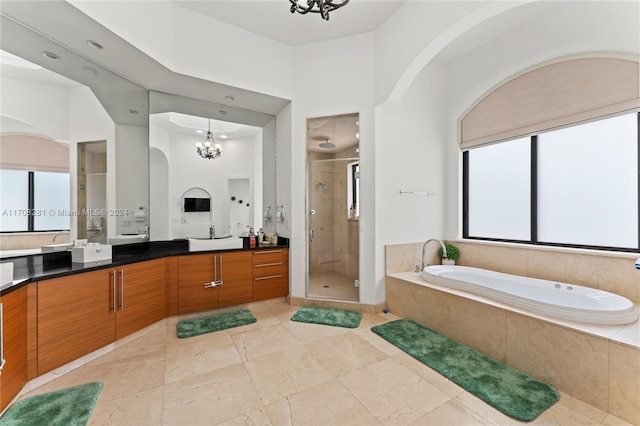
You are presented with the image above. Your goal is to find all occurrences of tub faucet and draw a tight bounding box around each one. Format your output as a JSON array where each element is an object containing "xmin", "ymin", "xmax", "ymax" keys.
[{"xmin": 421, "ymin": 239, "xmax": 447, "ymax": 271}]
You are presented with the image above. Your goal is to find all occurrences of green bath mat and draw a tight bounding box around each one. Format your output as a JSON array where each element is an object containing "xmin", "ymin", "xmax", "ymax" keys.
[
  {"xmin": 177, "ymin": 309, "xmax": 257, "ymax": 338},
  {"xmin": 291, "ymin": 306, "xmax": 362, "ymax": 328},
  {"xmin": 371, "ymin": 319, "xmax": 559, "ymax": 422},
  {"xmin": 0, "ymin": 382, "xmax": 103, "ymax": 426}
]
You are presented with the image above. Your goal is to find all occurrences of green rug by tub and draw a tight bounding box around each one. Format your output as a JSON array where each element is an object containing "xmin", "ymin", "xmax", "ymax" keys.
[
  {"xmin": 291, "ymin": 306, "xmax": 362, "ymax": 328},
  {"xmin": 0, "ymin": 382, "xmax": 103, "ymax": 426},
  {"xmin": 371, "ymin": 319, "xmax": 559, "ymax": 422},
  {"xmin": 177, "ymin": 309, "xmax": 257, "ymax": 338}
]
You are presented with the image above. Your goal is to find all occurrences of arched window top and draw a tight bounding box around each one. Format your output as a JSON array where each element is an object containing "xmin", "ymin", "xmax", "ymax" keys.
[{"xmin": 460, "ymin": 56, "xmax": 640, "ymax": 150}]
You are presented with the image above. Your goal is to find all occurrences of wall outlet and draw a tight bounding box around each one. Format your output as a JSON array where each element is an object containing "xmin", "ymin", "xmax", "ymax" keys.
[
  {"xmin": 123, "ymin": 219, "xmax": 132, "ymax": 226},
  {"xmin": 354, "ymin": 279, "xmax": 360, "ymax": 288}
]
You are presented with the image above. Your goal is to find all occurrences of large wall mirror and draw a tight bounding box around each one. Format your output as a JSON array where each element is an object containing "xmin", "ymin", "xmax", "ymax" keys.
[
  {"xmin": 148, "ymin": 91, "xmax": 277, "ymax": 241},
  {"xmin": 0, "ymin": 6, "xmax": 149, "ymax": 257}
]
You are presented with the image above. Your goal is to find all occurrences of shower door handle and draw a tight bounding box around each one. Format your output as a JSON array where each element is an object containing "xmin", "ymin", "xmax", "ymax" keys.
[{"xmin": 310, "ymin": 229, "xmax": 314, "ymax": 242}]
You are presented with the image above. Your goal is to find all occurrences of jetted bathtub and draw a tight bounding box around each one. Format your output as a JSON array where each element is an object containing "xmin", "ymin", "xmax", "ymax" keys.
[{"xmin": 421, "ymin": 265, "xmax": 638, "ymax": 325}]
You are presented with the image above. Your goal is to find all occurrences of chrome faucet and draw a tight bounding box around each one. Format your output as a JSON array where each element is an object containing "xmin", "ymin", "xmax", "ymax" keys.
[
  {"xmin": 209, "ymin": 225, "xmax": 215, "ymax": 239},
  {"xmin": 421, "ymin": 239, "xmax": 447, "ymax": 271},
  {"xmin": 52, "ymin": 232, "xmax": 61, "ymax": 242}
]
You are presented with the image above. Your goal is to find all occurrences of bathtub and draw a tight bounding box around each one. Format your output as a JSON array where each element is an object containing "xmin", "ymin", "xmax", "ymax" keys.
[{"xmin": 421, "ymin": 265, "xmax": 638, "ymax": 325}]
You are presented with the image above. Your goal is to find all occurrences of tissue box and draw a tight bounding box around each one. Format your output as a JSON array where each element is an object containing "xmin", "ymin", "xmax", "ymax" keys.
[{"xmin": 72, "ymin": 245, "xmax": 112, "ymax": 263}]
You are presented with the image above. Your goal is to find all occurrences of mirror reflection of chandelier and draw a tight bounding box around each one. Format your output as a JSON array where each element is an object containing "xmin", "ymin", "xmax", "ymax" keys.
[
  {"xmin": 196, "ymin": 119, "xmax": 222, "ymax": 160},
  {"xmin": 289, "ymin": 0, "xmax": 349, "ymax": 21}
]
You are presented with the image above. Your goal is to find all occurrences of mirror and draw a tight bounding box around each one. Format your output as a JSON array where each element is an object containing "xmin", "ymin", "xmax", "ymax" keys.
[
  {"xmin": 0, "ymin": 10, "xmax": 149, "ymax": 256},
  {"xmin": 148, "ymin": 91, "xmax": 277, "ymax": 241}
]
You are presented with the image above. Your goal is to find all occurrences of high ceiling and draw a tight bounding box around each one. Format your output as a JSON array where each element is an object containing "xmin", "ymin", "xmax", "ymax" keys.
[{"xmin": 172, "ymin": 1, "xmax": 406, "ymax": 46}]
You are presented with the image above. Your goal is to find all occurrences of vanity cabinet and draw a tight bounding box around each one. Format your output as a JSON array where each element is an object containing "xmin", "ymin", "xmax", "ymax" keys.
[
  {"xmin": 0, "ymin": 284, "xmax": 29, "ymax": 412},
  {"xmin": 37, "ymin": 269, "xmax": 115, "ymax": 375},
  {"xmin": 114, "ymin": 259, "xmax": 166, "ymax": 340},
  {"xmin": 253, "ymin": 249, "xmax": 288, "ymax": 301},
  {"xmin": 177, "ymin": 251, "xmax": 253, "ymax": 314},
  {"xmin": 37, "ymin": 259, "xmax": 166, "ymax": 374}
]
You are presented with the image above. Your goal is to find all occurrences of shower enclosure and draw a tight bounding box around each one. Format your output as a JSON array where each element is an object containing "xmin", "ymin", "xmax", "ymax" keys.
[{"xmin": 306, "ymin": 113, "xmax": 360, "ymax": 301}]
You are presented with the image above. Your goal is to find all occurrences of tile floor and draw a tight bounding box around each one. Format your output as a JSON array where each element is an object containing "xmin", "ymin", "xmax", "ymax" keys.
[
  {"xmin": 17, "ymin": 299, "xmax": 633, "ymax": 425},
  {"xmin": 308, "ymin": 272, "xmax": 359, "ymax": 301}
]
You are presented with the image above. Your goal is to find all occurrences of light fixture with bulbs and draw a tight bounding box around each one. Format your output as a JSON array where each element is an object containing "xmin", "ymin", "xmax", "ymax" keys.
[
  {"xmin": 195, "ymin": 119, "xmax": 222, "ymax": 160},
  {"xmin": 289, "ymin": 0, "xmax": 349, "ymax": 21}
]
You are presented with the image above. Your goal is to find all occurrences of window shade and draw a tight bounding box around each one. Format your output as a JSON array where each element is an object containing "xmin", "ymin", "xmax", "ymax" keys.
[{"xmin": 460, "ymin": 57, "xmax": 640, "ymax": 150}]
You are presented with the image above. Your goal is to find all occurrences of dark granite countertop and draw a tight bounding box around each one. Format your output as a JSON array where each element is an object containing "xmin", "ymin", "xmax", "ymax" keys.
[{"xmin": 0, "ymin": 237, "xmax": 289, "ymax": 296}]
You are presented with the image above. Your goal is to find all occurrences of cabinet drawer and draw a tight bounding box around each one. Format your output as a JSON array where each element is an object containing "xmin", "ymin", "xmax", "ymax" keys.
[
  {"xmin": 253, "ymin": 263, "xmax": 282, "ymax": 279},
  {"xmin": 253, "ymin": 249, "xmax": 283, "ymax": 264},
  {"xmin": 253, "ymin": 275, "xmax": 283, "ymax": 301}
]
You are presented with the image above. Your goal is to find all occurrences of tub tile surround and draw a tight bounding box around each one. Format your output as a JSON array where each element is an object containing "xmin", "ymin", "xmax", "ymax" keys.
[{"xmin": 385, "ymin": 241, "xmax": 640, "ymax": 424}]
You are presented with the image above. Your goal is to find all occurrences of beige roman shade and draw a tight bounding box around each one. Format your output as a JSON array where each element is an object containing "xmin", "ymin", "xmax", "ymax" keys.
[
  {"xmin": 460, "ymin": 57, "xmax": 640, "ymax": 150},
  {"xmin": 0, "ymin": 134, "xmax": 70, "ymax": 172}
]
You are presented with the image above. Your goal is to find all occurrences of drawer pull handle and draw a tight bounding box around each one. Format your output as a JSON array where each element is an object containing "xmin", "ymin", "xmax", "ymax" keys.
[
  {"xmin": 255, "ymin": 262, "xmax": 282, "ymax": 267},
  {"xmin": 255, "ymin": 275, "xmax": 283, "ymax": 281},
  {"xmin": 254, "ymin": 250, "xmax": 282, "ymax": 255}
]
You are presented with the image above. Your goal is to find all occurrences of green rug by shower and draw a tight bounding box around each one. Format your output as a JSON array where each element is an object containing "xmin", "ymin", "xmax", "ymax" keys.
[
  {"xmin": 371, "ymin": 319, "xmax": 559, "ymax": 422},
  {"xmin": 177, "ymin": 309, "xmax": 257, "ymax": 338},
  {"xmin": 291, "ymin": 306, "xmax": 362, "ymax": 328},
  {"xmin": 0, "ymin": 382, "xmax": 103, "ymax": 426}
]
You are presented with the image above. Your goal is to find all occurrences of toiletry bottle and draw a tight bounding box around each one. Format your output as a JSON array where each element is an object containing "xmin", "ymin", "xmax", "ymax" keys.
[{"xmin": 249, "ymin": 231, "xmax": 256, "ymax": 248}]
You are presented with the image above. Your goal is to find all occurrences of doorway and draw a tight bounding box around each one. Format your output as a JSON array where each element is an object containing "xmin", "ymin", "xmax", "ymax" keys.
[
  {"xmin": 306, "ymin": 113, "xmax": 360, "ymax": 301},
  {"xmin": 77, "ymin": 141, "xmax": 107, "ymax": 243}
]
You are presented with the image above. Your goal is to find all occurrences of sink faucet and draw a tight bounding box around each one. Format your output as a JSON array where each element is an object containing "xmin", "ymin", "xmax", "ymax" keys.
[
  {"xmin": 421, "ymin": 239, "xmax": 447, "ymax": 271},
  {"xmin": 209, "ymin": 225, "xmax": 215, "ymax": 239},
  {"xmin": 52, "ymin": 232, "xmax": 61, "ymax": 242}
]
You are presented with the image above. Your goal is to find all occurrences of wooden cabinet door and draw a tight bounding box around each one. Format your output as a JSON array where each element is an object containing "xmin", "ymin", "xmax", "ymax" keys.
[
  {"xmin": 177, "ymin": 254, "xmax": 217, "ymax": 314},
  {"xmin": 115, "ymin": 259, "xmax": 166, "ymax": 340},
  {"xmin": 37, "ymin": 269, "xmax": 115, "ymax": 375},
  {"xmin": 0, "ymin": 285, "xmax": 28, "ymax": 412},
  {"xmin": 218, "ymin": 251, "xmax": 253, "ymax": 307}
]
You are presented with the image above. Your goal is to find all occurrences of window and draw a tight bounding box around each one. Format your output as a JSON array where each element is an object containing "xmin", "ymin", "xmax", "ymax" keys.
[
  {"xmin": 463, "ymin": 112, "xmax": 639, "ymax": 252},
  {"xmin": 0, "ymin": 170, "xmax": 70, "ymax": 232}
]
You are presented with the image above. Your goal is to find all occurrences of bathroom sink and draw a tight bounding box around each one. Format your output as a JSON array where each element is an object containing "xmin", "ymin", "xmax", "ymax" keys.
[
  {"xmin": 188, "ymin": 237, "xmax": 243, "ymax": 251},
  {"xmin": 41, "ymin": 243, "xmax": 72, "ymax": 253}
]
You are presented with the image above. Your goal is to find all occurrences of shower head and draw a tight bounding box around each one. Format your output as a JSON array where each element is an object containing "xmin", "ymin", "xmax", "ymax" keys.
[{"xmin": 319, "ymin": 139, "xmax": 335, "ymax": 149}]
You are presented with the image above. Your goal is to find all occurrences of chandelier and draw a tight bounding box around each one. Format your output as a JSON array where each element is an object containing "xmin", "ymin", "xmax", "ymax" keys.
[
  {"xmin": 196, "ymin": 119, "xmax": 222, "ymax": 160},
  {"xmin": 289, "ymin": 0, "xmax": 349, "ymax": 21}
]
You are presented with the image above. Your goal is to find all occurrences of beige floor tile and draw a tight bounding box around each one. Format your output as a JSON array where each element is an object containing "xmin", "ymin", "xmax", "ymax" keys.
[
  {"xmin": 162, "ymin": 363, "xmax": 262, "ymax": 425},
  {"xmin": 453, "ymin": 392, "xmax": 524, "ymax": 425},
  {"xmin": 265, "ymin": 301, "xmax": 301, "ymax": 323},
  {"xmin": 231, "ymin": 323, "xmax": 302, "ymax": 362},
  {"xmin": 18, "ymin": 366, "xmax": 85, "ymax": 399},
  {"xmin": 306, "ymin": 332, "xmax": 389, "ymax": 377},
  {"xmin": 601, "ymin": 414, "xmax": 635, "ymax": 426},
  {"xmin": 308, "ymin": 271, "xmax": 359, "ymax": 300},
  {"xmin": 354, "ymin": 327, "xmax": 404, "ymax": 357},
  {"xmin": 217, "ymin": 407, "xmax": 272, "ymax": 426},
  {"xmin": 244, "ymin": 345, "xmax": 335, "ymax": 405},
  {"xmin": 165, "ymin": 331, "xmax": 243, "ymax": 384},
  {"xmin": 340, "ymin": 358, "xmax": 453, "ymax": 425},
  {"xmin": 530, "ymin": 392, "xmax": 608, "ymax": 425},
  {"xmin": 409, "ymin": 397, "xmax": 489, "ymax": 425},
  {"xmin": 87, "ymin": 385, "xmax": 164, "ymax": 426},
  {"xmin": 78, "ymin": 359, "xmax": 166, "ymax": 402},
  {"xmin": 265, "ymin": 379, "xmax": 381, "ymax": 425}
]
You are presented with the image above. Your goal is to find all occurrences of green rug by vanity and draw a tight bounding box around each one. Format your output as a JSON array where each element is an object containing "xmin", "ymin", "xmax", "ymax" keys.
[
  {"xmin": 177, "ymin": 309, "xmax": 257, "ymax": 338},
  {"xmin": 291, "ymin": 306, "xmax": 362, "ymax": 328},
  {"xmin": 371, "ymin": 319, "xmax": 559, "ymax": 422},
  {"xmin": 0, "ymin": 382, "xmax": 103, "ymax": 426}
]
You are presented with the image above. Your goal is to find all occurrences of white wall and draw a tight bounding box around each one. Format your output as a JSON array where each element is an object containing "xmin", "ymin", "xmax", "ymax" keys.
[
  {"xmin": 1, "ymin": 77, "xmax": 71, "ymax": 142},
  {"xmin": 373, "ymin": 61, "xmax": 447, "ymax": 302},
  {"xmin": 71, "ymin": 1, "xmax": 294, "ymax": 100},
  {"xmin": 290, "ymin": 33, "xmax": 375, "ymax": 301}
]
